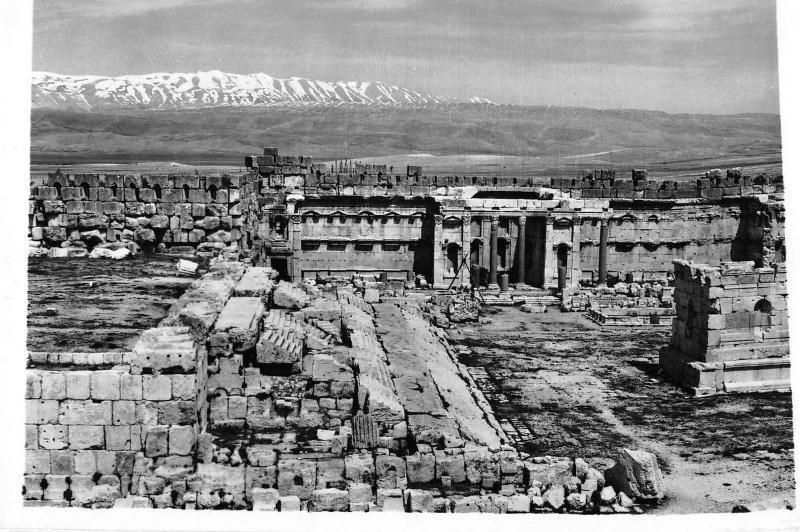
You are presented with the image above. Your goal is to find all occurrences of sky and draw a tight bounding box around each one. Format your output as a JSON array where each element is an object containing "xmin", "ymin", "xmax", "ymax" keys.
[{"xmin": 32, "ymin": 0, "xmax": 781, "ymax": 114}]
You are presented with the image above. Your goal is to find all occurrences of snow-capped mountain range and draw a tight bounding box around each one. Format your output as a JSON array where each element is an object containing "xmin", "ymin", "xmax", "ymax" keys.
[{"xmin": 32, "ymin": 70, "xmax": 493, "ymax": 110}]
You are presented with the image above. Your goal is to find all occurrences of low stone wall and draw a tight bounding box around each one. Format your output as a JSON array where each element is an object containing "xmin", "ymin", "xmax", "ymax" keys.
[{"xmin": 660, "ymin": 259, "xmax": 790, "ymax": 395}]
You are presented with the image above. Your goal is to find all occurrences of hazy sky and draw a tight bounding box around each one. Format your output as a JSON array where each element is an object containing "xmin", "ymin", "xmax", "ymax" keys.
[{"xmin": 32, "ymin": 0, "xmax": 781, "ymax": 114}]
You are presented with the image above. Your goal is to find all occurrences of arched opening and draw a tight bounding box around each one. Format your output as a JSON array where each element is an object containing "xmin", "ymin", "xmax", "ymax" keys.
[
  {"xmin": 754, "ymin": 298, "xmax": 774, "ymax": 327},
  {"xmin": 54, "ymin": 182, "xmax": 62, "ymax": 199},
  {"xmin": 110, "ymin": 184, "xmax": 117, "ymax": 198},
  {"xmin": 80, "ymin": 182, "xmax": 90, "ymax": 199},
  {"xmin": 183, "ymin": 184, "xmax": 190, "ymax": 200},
  {"xmin": 208, "ymin": 185, "xmax": 218, "ymax": 201},
  {"xmin": 153, "ymin": 184, "xmax": 162, "ymax": 200}
]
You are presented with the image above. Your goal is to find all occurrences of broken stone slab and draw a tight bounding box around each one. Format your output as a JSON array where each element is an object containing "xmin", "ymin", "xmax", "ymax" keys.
[
  {"xmin": 405, "ymin": 489, "xmax": 434, "ymax": 512},
  {"xmin": 543, "ymin": 485, "xmax": 565, "ymax": 511},
  {"xmin": 604, "ymin": 448, "xmax": 665, "ymax": 502},
  {"xmin": 272, "ymin": 281, "xmax": 310, "ymax": 310},
  {"xmin": 256, "ymin": 310, "xmax": 304, "ymax": 368},
  {"xmin": 214, "ymin": 297, "xmax": 264, "ymax": 351}
]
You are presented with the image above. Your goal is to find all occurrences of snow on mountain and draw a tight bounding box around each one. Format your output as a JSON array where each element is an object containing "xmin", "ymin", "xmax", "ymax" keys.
[{"xmin": 31, "ymin": 70, "xmax": 493, "ymax": 110}]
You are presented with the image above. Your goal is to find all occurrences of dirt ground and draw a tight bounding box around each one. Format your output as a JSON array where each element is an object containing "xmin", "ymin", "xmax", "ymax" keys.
[
  {"xmin": 448, "ymin": 307, "xmax": 795, "ymax": 514},
  {"xmin": 27, "ymin": 256, "xmax": 200, "ymax": 352}
]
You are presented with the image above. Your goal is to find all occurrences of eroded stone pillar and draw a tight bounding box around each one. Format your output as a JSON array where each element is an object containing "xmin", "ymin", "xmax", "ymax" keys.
[
  {"xmin": 598, "ymin": 218, "xmax": 608, "ymax": 286},
  {"xmin": 516, "ymin": 216, "xmax": 526, "ymax": 285},
  {"xmin": 489, "ymin": 215, "xmax": 499, "ymax": 289}
]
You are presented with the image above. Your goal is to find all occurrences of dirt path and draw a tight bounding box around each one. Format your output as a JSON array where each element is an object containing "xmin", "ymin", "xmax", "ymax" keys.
[{"xmin": 447, "ymin": 307, "xmax": 795, "ymax": 514}]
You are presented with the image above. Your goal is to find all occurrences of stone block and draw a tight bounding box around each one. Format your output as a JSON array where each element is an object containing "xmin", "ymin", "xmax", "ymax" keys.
[
  {"xmin": 605, "ymin": 449, "xmax": 665, "ymax": 502},
  {"xmin": 171, "ymin": 375, "xmax": 196, "ymax": 400},
  {"xmin": 50, "ymin": 450, "xmax": 75, "ymax": 475},
  {"xmin": 345, "ymin": 453, "xmax": 376, "ymax": 484},
  {"xmin": 26, "ymin": 450, "xmax": 51, "ymax": 474},
  {"xmin": 278, "ymin": 495, "xmax": 301, "ymax": 511},
  {"xmin": 41, "ymin": 372, "xmax": 66, "ymax": 400},
  {"xmin": 74, "ymin": 450, "xmax": 96, "ymax": 474},
  {"xmin": 65, "ymin": 371, "xmax": 91, "ymax": 399},
  {"xmin": 246, "ymin": 445, "xmax": 277, "ymax": 467},
  {"xmin": 112, "ymin": 400, "xmax": 136, "ymax": 425},
  {"xmin": 25, "ymin": 372, "xmax": 42, "ymax": 399},
  {"xmin": 452, "ymin": 495, "xmax": 481, "ymax": 513},
  {"xmin": 405, "ymin": 489, "xmax": 434, "ymax": 512},
  {"xmin": 277, "ymin": 458, "xmax": 316, "ymax": 499},
  {"xmin": 143, "ymin": 375, "xmax": 172, "ymax": 400},
  {"xmin": 69, "ymin": 425, "xmax": 105, "ymax": 450},
  {"xmin": 144, "ymin": 426, "xmax": 169, "ymax": 457},
  {"xmin": 376, "ymin": 455, "xmax": 407, "ymax": 489},
  {"xmin": 39, "ymin": 425, "xmax": 68, "ymax": 449},
  {"xmin": 169, "ymin": 425, "xmax": 196, "ymax": 455},
  {"xmin": 435, "ymin": 452, "xmax": 466, "ymax": 483},
  {"xmin": 58, "ymin": 400, "xmax": 112, "ymax": 425},
  {"xmin": 309, "ymin": 488, "xmax": 349, "ymax": 511},
  {"xmin": 507, "ymin": 494, "xmax": 531, "ymax": 513},
  {"xmin": 25, "ymin": 425, "xmax": 38, "ymax": 449},
  {"xmin": 252, "ymin": 487, "xmax": 279, "ymax": 511},
  {"xmin": 105, "ymin": 426, "xmax": 131, "ymax": 450}
]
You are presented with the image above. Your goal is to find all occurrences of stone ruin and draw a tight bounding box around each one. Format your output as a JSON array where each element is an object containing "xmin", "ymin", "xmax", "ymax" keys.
[{"xmin": 25, "ymin": 259, "xmax": 668, "ymax": 512}]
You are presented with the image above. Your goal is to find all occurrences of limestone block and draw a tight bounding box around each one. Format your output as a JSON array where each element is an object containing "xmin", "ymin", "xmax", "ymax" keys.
[
  {"xmin": 599, "ymin": 485, "xmax": 616, "ymax": 504},
  {"xmin": 315, "ymin": 458, "xmax": 345, "ymax": 489},
  {"xmin": 347, "ymin": 482, "xmax": 372, "ymax": 505},
  {"xmin": 375, "ymin": 455, "xmax": 406, "ymax": 489},
  {"xmin": 256, "ymin": 310, "xmax": 304, "ymax": 367},
  {"xmin": 363, "ymin": 288, "xmax": 380, "ymax": 303},
  {"xmin": 144, "ymin": 426, "xmax": 169, "ymax": 457},
  {"xmin": 543, "ymin": 485, "xmax": 565, "ymax": 510},
  {"xmin": 157, "ymin": 401, "xmax": 195, "ymax": 425},
  {"xmin": 171, "ymin": 375, "xmax": 196, "ymax": 400},
  {"xmin": 507, "ymin": 494, "xmax": 531, "ymax": 513},
  {"xmin": 277, "ymin": 458, "xmax": 317, "ymax": 499},
  {"xmin": 435, "ymin": 451, "xmax": 466, "ymax": 483},
  {"xmin": 69, "ymin": 425, "xmax": 105, "ymax": 450},
  {"xmin": 143, "ymin": 375, "xmax": 172, "ymax": 400},
  {"xmin": 132, "ymin": 327, "xmax": 198, "ymax": 373},
  {"xmin": 345, "ymin": 453, "xmax": 376, "ymax": 484},
  {"xmin": 405, "ymin": 489, "xmax": 434, "ymax": 512},
  {"xmin": 105, "ymin": 426, "xmax": 131, "ymax": 450},
  {"xmin": 309, "ymin": 488, "xmax": 349, "ymax": 511},
  {"xmin": 74, "ymin": 451, "xmax": 96, "ymax": 474},
  {"xmin": 25, "ymin": 425, "xmax": 38, "ymax": 449},
  {"xmin": 25, "ymin": 372, "xmax": 42, "ymax": 399},
  {"xmin": 272, "ymin": 281, "xmax": 310, "ymax": 310},
  {"xmin": 452, "ymin": 495, "xmax": 481, "ymax": 513},
  {"xmin": 233, "ymin": 267, "xmax": 275, "ymax": 297},
  {"xmin": 245, "ymin": 466, "xmax": 278, "ymax": 498},
  {"xmin": 58, "ymin": 400, "xmax": 112, "ymax": 425},
  {"xmin": 604, "ymin": 448, "xmax": 665, "ymax": 501},
  {"xmin": 252, "ymin": 487, "xmax": 279, "ymax": 511},
  {"xmin": 39, "ymin": 425, "xmax": 68, "ymax": 449},
  {"xmin": 41, "ymin": 372, "xmax": 66, "ymax": 400},
  {"xmin": 168, "ymin": 425, "xmax": 195, "ymax": 456},
  {"xmin": 377, "ymin": 488, "xmax": 405, "ymax": 512},
  {"xmin": 26, "ymin": 450, "xmax": 51, "ymax": 474},
  {"xmin": 50, "ymin": 450, "xmax": 75, "ymax": 475},
  {"xmin": 91, "ymin": 372, "xmax": 121, "ymax": 400},
  {"xmin": 65, "ymin": 372, "xmax": 91, "ymax": 400},
  {"xmin": 278, "ymin": 495, "xmax": 301, "ymax": 511},
  {"xmin": 406, "ymin": 452, "xmax": 435, "ymax": 484}
]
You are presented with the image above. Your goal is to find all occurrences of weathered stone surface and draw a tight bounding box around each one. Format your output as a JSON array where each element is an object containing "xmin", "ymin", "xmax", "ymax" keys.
[
  {"xmin": 406, "ymin": 452, "xmax": 436, "ymax": 484},
  {"xmin": 543, "ymin": 485, "xmax": 565, "ymax": 511},
  {"xmin": 405, "ymin": 489, "xmax": 434, "ymax": 512},
  {"xmin": 309, "ymin": 488, "xmax": 349, "ymax": 511},
  {"xmin": 272, "ymin": 281, "xmax": 310, "ymax": 310},
  {"xmin": 252, "ymin": 487, "xmax": 279, "ymax": 511},
  {"xmin": 604, "ymin": 448, "xmax": 665, "ymax": 501},
  {"xmin": 507, "ymin": 494, "xmax": 531, "ymax": 513}
]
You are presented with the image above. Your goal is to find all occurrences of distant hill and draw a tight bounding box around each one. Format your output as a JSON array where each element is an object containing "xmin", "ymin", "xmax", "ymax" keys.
[
  {"xmin": 29, "ymin": 71, "xmax": 781, "ymax": 171},
  {"xmin": 31, "ymin": 104, "xmax": 781, "ymax": 172}
]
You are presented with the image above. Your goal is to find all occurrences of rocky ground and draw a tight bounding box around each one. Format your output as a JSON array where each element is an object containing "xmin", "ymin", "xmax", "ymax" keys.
[
  {"xmin": 27, "ymin": 256, "xmax": 202, "ymax": 352},
  {"xmin": 448, "ymin": 307, "xmax": 795, "ymax": 514}
]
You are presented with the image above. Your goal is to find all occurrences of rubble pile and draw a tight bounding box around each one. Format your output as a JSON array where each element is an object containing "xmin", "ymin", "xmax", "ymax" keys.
[{"xmin": 562, "ymin": 282, "xmax": 673, "ymax": 312}]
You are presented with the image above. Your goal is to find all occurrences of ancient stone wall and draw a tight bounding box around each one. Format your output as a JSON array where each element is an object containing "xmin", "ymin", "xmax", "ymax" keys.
[
  {"xmin": 29, "ymin": 172, "xmax": 249, "ymax": 255},
  {"xmin": 660, "ymin": 259, "xmax": 790, "ymax": 395}
]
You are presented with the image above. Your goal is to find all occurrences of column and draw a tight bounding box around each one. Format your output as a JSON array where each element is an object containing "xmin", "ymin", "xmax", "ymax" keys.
[
  {"xmin": 598, "ymin": 218, "xmax": 608, "ymax": 287},
  {"xmin": 432, "ymin": 214, "xmax": 445, "ymax": 289},
  {"xmin": 571, "ymin": 216, "xmax": 582, "ymax": 286},
  {"xmin": 543, "ymin": 215, "xmax": 555, "ymax": 288},
  {"xmin": 489, "ymin": 215, "xmax": 499, "ymax": 289},
  {"xmin": 460, "ymin": 215, "xmax": 471, "ymax": 287},
  {"xmin": 289, "ymin": 214, "xmax": 302, "ymax": 281},
  {"xmin": 516, "ymin": 216, "xmax": 527, "ymax": 286}
]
